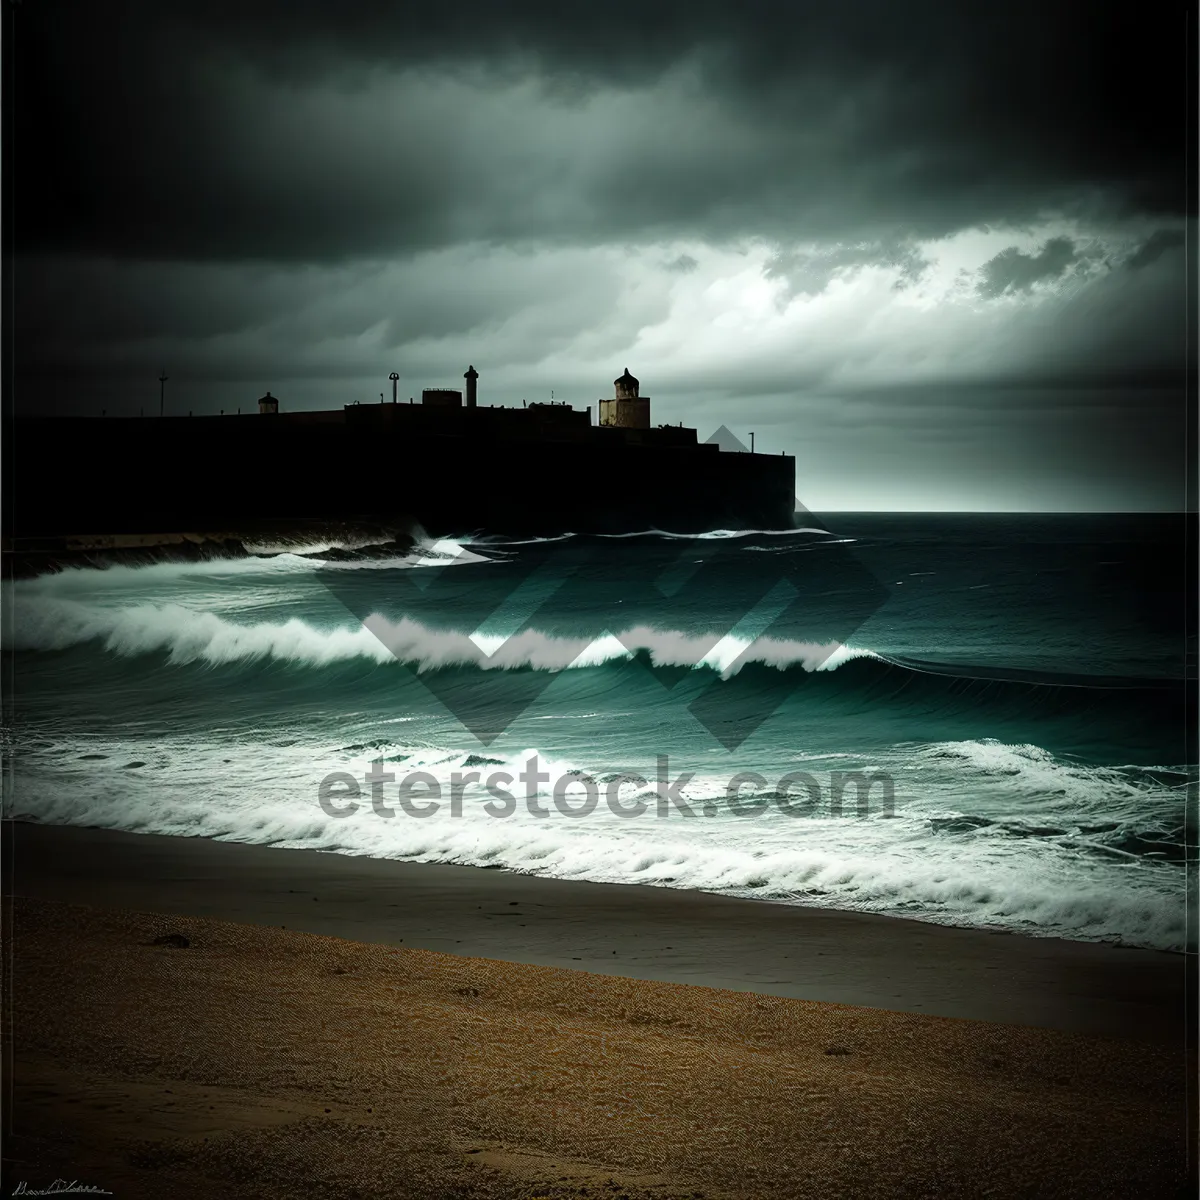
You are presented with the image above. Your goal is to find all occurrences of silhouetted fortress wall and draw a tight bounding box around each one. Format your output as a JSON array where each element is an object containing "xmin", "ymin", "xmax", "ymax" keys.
[
  {"xmin": 11, "ymin": 414, "xmax": 794, "ymax": 539},
  {"xmin": 9, "ymin": 388, "xmax": 795, "ymax": 540}
]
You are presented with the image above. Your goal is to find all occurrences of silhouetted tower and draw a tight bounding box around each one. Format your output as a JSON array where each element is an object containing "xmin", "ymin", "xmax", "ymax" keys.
[
  {"xmin": 158, "ymin": 369, "xmax": 169, "ymax": 418},
  {"xmin": 464, "ymin": 364, "xmax": 479, "ymax": 409},
  {"xmin": 389, "ymin": 372, "xmax": 400, "ymax": 403},
  {"xmin": 258, "ymin": 391, "xmax": 279, "ymax": 415}
]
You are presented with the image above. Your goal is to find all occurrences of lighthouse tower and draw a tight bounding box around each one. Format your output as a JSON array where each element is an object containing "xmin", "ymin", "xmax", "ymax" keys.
[{"xmin": 599, "ymin": 368, "xmax": 650, "ymax": 429}]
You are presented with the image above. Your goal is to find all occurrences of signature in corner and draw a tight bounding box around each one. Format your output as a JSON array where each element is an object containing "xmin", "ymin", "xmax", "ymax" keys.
[{"xmin": 12, "ymin": 1182, "xmax": 113, "ymax": 1197}]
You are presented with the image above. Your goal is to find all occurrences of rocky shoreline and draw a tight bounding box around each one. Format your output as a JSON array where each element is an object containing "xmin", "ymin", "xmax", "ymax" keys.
[{"xmin": 2, "ymin": 520, "xmax": 420, "ymax": 578}]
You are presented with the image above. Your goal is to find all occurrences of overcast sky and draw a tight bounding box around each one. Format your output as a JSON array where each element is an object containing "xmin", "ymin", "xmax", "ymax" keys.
[{"xmin": 13, "ymin": 0, "xmax": 1194, "ymax": 510}]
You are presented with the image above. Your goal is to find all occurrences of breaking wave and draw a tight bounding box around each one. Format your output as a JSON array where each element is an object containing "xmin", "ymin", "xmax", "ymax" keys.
[
  {"xmin": 9, "ymin": 733, "xmax": 1188, "ymax": 950},
  {"xmin": 6, "ymin": 598, "xmax": 874, "ymax": 677}
]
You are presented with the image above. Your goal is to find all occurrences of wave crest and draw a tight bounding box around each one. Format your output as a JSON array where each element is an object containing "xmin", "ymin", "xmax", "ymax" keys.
[{"xmin": 8, "ymin": 598, "xmax": 873, "ymax": 676}]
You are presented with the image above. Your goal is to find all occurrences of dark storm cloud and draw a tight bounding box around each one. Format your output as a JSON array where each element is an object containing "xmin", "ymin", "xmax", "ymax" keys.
[
  {"xmin": 1125, "ymin": 228, "xmax": 1188, "ymax": 270},
  {"xmin": 664, "ymin": 255, "xmax": 700, "ymax": 274},
  {"xmin": 12, "ymin": 0, "xmax": 1189, "ymax": 263},
  {"xmin": 14, "ymin": 222, "xmax": 1188, "ymax": 401},
  {"xmin": 765, "ymin": 242, "xmax": 930, "ymax": 297},
  {"xmin": 12, "ymin": 246, "xmax": 638, "ymax": 384},
  {"xmin": 977, "ymin": 237, "xmax": 1080, "ymax": 297},
  {"xmin": 1006, "ymin": 241, "xmax": 1191, "ymax": 386}
]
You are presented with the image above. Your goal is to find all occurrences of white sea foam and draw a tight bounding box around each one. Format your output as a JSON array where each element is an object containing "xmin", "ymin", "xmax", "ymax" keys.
[
  {"xmin": 592, "ymin": 527, "xmax": 835, "ymax": 540},
  {"xmin": 8, "ymin": 732, "xmax": 1187, "ymax": 950},
  {"xmin": 15, "ymin": 532, "xmax": 493, "ymax": 589},
  {"xmin": 7, "ymin": 597, "xmax": 877, "ymax": 677}
]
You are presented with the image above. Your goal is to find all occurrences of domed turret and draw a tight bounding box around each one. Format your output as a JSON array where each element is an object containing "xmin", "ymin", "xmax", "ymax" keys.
[
  {"xmin": 614, "ymin": 368, "xmax": 639, "ymax": 400},
  {"xmin": 258, "ymin": 391, "xmax": 279, "ymax": 415},
  {"xmin": 599, "ymin": 368, "xmax": 650, "ymax": 429}
]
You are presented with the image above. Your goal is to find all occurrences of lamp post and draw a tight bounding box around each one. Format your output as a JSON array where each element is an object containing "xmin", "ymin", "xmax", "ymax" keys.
[
  {"xmin": 158, "ymin": 369, "xmax": 169, "ymax": 417},
  {"xmin": 750, "ymin": 431, "xmax": 755, "ymax": 454},
  {"xmin": 389, "ymin": 372, "xmax": 400, "ymax": 404}
]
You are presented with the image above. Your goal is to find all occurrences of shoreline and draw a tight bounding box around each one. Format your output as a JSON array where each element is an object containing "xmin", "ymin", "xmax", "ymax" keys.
[
  {"xmin": 1, "ymin": 520, "xmax": 419, "ymax": 578},
  {"xmin": 7, "ymin": 821, "xmax": 1189, "ymax": 1043}
]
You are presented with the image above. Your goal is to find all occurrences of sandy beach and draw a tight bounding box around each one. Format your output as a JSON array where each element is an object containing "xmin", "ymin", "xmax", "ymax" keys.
[
  {"xmin": 8, "ymin": 823, "xmax": 1189, "ymax": 1040},
  {"xmin": 4, "ymin": 824, "xmax": 1195, "ymax": 1198}
]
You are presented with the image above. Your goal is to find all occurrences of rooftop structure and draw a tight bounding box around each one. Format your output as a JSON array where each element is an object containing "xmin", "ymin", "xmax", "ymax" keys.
[{"xmin": 600, "ymin": 368, "xmax": 650, "ymax": 429}]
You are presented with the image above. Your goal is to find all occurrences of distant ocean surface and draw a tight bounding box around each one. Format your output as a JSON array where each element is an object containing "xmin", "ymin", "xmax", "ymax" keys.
[{"xmin": 4, "ymin": 514, "xmax": 1194, "ymax": 950}]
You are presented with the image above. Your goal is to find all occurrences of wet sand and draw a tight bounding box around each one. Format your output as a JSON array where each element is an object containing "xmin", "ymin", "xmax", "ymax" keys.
[{"xmin": 7, "ymin": 822, "xmax": 1189, "ymax": 1041}]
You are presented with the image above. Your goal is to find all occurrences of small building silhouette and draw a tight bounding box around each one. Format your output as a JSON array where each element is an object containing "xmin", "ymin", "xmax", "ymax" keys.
[
  {"xmin": 422, "ymin": 388, "xmax": 462, "ymax": 407},
  {"xmin": 599, "ymin": 368, "xmax": 650, "ymax": 429},
  {"xmin": 258, "ymin": 391, "xmax": 279, "ymax": 415}
]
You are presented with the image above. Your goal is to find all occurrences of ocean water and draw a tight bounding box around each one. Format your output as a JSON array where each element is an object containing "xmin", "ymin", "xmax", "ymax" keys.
[{"xmin": 3, "ymin": 514, "xmax": 1194, "ymax": 950}]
